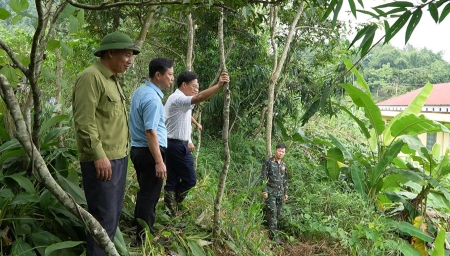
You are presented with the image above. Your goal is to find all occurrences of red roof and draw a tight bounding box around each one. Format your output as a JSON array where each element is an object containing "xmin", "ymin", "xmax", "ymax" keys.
[{"xmin": 377, "ymin": 82, "xmax": 450, "ymax": 106}]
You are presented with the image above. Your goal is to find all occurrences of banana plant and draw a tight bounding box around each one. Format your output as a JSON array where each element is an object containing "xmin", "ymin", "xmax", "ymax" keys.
[{"xmin": 324, "ymin": 57, "xmax": 450, "ymax": 206}]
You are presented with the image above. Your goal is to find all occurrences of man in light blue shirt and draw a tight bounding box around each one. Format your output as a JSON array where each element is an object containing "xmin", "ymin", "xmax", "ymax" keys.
[{"xmin": 129, "ymin": 58, "xmax": 174, "ymax": 244}]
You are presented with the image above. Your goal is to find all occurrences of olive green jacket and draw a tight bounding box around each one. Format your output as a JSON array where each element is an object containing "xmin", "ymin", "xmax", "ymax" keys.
[{"xmin": 72, "ymin": 61, "xmax": 129, "ymax": 162}]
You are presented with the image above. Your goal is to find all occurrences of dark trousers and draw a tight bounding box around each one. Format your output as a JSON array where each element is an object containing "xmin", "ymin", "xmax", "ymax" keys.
[
  {"xmin": 130, "ymin": 146, "xmax": 165, "ymax": 240},
  {"xmin": 264, "ymin": 193, "xmax": 283, "ymax": 238},
  {"xmin": 164, "ymin": 141, "xmax": 196, "ymax": 193},
  {"xmin": 81, "ymin": 156, "xmax": 128, "ymax": 256}
]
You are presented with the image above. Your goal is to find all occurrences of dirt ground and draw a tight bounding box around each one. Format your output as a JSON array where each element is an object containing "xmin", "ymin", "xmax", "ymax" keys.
[{"xmin": 283, "ymin": 241, "xmax": 346, "ymax": 256}]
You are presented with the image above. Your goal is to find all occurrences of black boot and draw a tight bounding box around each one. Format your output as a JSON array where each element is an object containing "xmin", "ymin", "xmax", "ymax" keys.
[
  {"xmin": 164, "ymin": 190, "xmax": 177, "ymax": 217},
  {"xmin": 176, "ymin": 190, "xmax": 189, "ymax": 204}
]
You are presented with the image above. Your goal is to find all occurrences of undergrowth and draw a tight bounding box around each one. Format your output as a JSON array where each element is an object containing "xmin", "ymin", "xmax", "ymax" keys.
[{"xmin": 119, "ymin": 132, "xmax": 404, "ymax": 255}]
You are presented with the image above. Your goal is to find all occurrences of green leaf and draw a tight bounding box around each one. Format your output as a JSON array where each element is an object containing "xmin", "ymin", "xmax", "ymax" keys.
[
  {"xmin": 68, "ymin": 15, "xmax": 79, "ymax": 33},
  {"xmin": 439, "ymin": 3, "xmax": 450, "ymax": 23},
  {"xmin": 328, "ymin": 134, "xmax": 353, "ymax": 159},
  {"xmin": 351, "ymin": 165, "xmax": 367, "ymax": 197},
  {"xmin": 9, "ymin": 0, "xmax": 29, "ymax": 13},
  {"xmin": 331, "ymin": 0, "xmax": 343, "ymax": 28},
  {"xmin": 39, "ymin": 114, "xmax": 69, "ymax": 135},
  {"xmin": 348, "ymin": 0, "xmax": 356, "ymax": 17},
  {"xmin": 356, "ymin": 9, "xmax": 378, "ymax": 19},
  {"xmin": 0, "ymin": 66, "xmax": 18, "ymax": 87},
  {"xmin": 322, "ymin": 0, "xmax": 336, "ymax": 22},
  {"xmin": 300, "ymin": 98, "xmax": 321, "ymax": 126},
  {"xmin": 56, "ymin": 173, "xmax": 86, "ymax": 205},
  {"xmin": 340, "ymin": 83, "xmax": 385, "ymax": 136},
  {"xmin": 325, "ymin": 147, "xmax": 343, "ymax": 180},
  {"xmin": 397, "ymin": 222, "xmax": 434, "ymax": 242},
  {"xmin": 187, "ymin": 240, "xmax": 206, "ymax": 256},
  {"xmin": 348, "ymin": 24, "xmax": 371, "ymax": 49},
  {"xmin": 398, "ymin": 241, "xmax": 422, "ymax": 256},
  {"xmin": 360, "ymin": 27, "xmax": 375, "ymax": 57},
  {"xmin": 390, "ymin": 115, "xmax": 450, "ymax": 138},
  {"xmin": 44, "ymin": 127, "xmax": 70, "ymax": 144},
  {"xmin": 31, "ymin": 230, "xmax": 62, "ymax": 256},
  {"xmin": 45, "ymin": 241, "xmax": 83, "ymax": 256},
  {"xmin": 383, "ymin": 83, "xmax": 432, "ymax": 144},
  {"xmin": 384, "ymin": 7, "xmax": 408, "ymax": 16},
  {"xmin": 382, "ymin": 173, "xmax": 406, "ymax": 191},
  {"xmin": 429, "ymin": 3, "xmax": 439, "ymax": 23},
  {"xmin": 342, "ymin": 57, "xmax": 370, "ymax": 94},
  {"xmin": 46, "ymin": 39, "xmax": 60, "ymax": 51},
  {"xmin": 61, "ymin": 41, "xmax": 72, "ymax": 57},
  {"xmin": 334, "ymin": 104, "xmax": 371, "ymax": 139},
  {"xmin": 0, "ymin": 148, "xmax": 26, "ymax": 165},
  {"xmin": 385, "ymin": 192, "xmax": 418, "ymax": 216},
  {"xmin": 113, "ymin": 228, "xmax": 129, "ymax": 256},
  {"xmin": 5, "ymin": 173, "xmax": 35, "ymax": 193},
  {"xmin": 405, "ymin": 9, "xmax": 422, "ymax": 44},
  {"xmin": 0, "ymin": 8, "xmax": 11, "ymax": 20},
  {"xmin": 0, "ymin": 125, "xmax": 11, "ymax": 141},
  {"xmin": 396, "ymin": 170, "xmax": 426, "ymax": 186},
  {"xmin": 375, "ymin": 1, "xmax": 414, "ymax": 8},
  {"xmin": 370, "ymin": 140, "xmax": 404, "ymax": 186},
  {"xmin": 431, "ymin": 228, "xmax": 445, "ymax": 256},
  {"xmin": 428, "ymin": 191, "xmax": 450, "ymax": 211},
  {"xmin": 11, "ymin": 239, "xmax": 36, "ymax": 256},
  {"xmin": 11, "ymin": 14, "xmax": 23, "ymax": 24},
  {"xmin": 76, "ymin": 9, "xmax": 85, "ymax": 27},
  {"xmin": 59, "ymin": 4, "xmax": 76, "ymax": 20},
  {"xmin": 12, "ymin": 192, "xmax": 40, "ymax": 205},
  {"xmin": 385, "ymin": 11, "xmax": 411, "ymax": 43}
]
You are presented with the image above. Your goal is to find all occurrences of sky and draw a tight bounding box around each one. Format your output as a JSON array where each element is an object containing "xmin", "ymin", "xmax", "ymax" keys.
[{"xmin": 338, "ymin": 0, "xmax": 450, "ymax": 62}]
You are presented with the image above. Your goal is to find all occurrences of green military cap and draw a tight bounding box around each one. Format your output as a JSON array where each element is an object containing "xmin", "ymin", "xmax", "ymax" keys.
[{"xmin": 94, "ymin": 32, "xmax": 141, "ymax": 57}]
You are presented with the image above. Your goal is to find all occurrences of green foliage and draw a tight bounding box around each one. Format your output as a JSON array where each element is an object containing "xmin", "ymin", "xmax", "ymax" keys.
[
  {"xmin": 358, "ymin": 44, "xmax": 450, "ymax": 103},
  {"xmin": 0, "ymin": 106, "xmax": 85, "ymax": 255}
]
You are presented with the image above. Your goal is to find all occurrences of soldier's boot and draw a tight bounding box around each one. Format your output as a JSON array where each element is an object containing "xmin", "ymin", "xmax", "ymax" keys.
[
  {"xmin": 269, "ymin": 230, "xmax": 283, "ymax": 246},
  {"xmin": 164, "ymin": 190, "xmax": 178, "ymax": 217},
  {"xmin": 176, "ymin": 190, "xmax": 189, "ymax": 204}
]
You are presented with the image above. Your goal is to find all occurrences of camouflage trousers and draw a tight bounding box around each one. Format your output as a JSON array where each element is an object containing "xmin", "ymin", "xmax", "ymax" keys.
[{"xmin": 264, "ymin": 193, "xmax": 284, "ymax": 239}]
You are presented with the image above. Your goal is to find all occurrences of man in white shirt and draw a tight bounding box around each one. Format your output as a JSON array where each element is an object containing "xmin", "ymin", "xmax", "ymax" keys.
[{"xmin": 164, "ymin": 71, "xmax": 229, "ymax": 217}]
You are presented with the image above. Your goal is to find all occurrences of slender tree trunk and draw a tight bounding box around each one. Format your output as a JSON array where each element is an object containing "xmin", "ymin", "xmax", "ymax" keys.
[
  {"xmin": 265, "ymin": 2, "xmax": 304, "ymax": 158},
  {"xmin": 186, "ymin": 13, "xmax": 194, "ymax": 71},
  {"xmin": 213, "ymin": 8, "xmax": 230, "ymax": 244},
  {"xmin": 194, "ymin": 109, "xmax": 202, "ymax": 169},
  {"xmin": 0, "ymin": 75, "xmax": 119, "ymax": 256},
  {"xmin": 135, "ymin": 6, "xmax": 157, "ymax": 48}
]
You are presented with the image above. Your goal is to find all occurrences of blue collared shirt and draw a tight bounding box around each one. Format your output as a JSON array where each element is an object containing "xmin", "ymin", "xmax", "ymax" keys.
[{"xmin": 130, "ymin": 81, "xmax": 167, "ymax": 148}]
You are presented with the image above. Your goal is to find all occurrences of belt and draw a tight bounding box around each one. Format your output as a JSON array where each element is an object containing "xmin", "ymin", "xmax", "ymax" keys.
[{"xmin": 168, "ymin": 138, "xmax": 189, "ymax": 145}]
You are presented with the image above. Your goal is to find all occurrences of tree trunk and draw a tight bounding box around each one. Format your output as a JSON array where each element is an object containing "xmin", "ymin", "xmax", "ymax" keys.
[
  {"xmin": 265, "ymin": 2, "xmax": 304, "ymax": 158},
  {"xmin": 186, "ymin": 13, "xmax": 194, "ymax": 71},
  {"xmin": 135, "ymin": 6, "xmax": 157, "ymax": 48},
  {"xmin": 213, "ymin": 8, "xmax": 230, "ymax": 244},
  {"xmin": 0, "ymin": 75, "xmax": 119, "ymax": 256},
  {"xmin": 194, "ymin": 109, "xmax": 202, "ymax": 170}
]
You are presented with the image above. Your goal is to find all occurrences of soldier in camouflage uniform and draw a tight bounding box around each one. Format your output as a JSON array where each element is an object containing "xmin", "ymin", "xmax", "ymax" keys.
[{"xmin": 261, "ymin": 143, "xmax": 288, "ymax": 245}]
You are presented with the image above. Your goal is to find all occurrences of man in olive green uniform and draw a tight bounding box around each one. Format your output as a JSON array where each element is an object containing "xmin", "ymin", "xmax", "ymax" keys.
[
  {"xmin": 72, "ymin": 32, "xmax": 140, "ymax": 256},
  {"xmin": 261, "ymin": 143, "xmax": 288, "ymax": 245}
]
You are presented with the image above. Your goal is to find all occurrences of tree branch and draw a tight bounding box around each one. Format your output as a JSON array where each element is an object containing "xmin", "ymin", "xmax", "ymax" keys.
[
  {"xmin": 0, "ymin": 74, "xmax": 119, "ymax": 256},
  {"xmin": 135, "ymin": 6, "xmax": 157, "ymax": 48},
  {"xmin": 162, "ymin": 16, "xmax": 187, "ymax": 26},
  {"xmin": 0, "ymin": 40, "xmax": 28, "ymax": 75},
  {"xmin": 65, "ymin": 0, "xmax": 236, "ymax": 12},
  {"xmin": 29, "ymin": 0, "xmax": 44, "ymax": 77}
]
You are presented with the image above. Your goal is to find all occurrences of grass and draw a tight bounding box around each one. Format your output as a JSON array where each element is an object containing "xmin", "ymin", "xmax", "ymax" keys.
[{"xmin": 115, "ymin": 133, "xmax": 404, "ymax": 255}]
